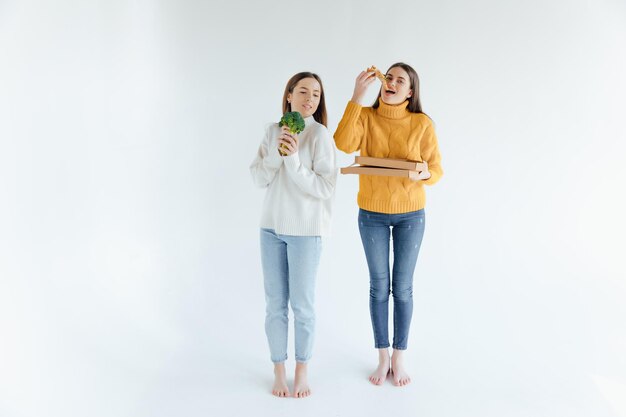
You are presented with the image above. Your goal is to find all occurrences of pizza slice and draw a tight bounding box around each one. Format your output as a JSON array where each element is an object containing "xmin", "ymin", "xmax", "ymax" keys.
[{"xmin": 367, "ymin": 65, "xmax": 389, "ymax": 90}]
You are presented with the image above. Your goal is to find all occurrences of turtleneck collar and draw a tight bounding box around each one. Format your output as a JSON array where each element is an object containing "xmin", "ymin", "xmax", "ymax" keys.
[
  {"xmin": 304, "ymin": 115, "xmax": 315, "ymax": 127},
  {"xmin": 375, "ymin": 99, "xmax": 409, "ymax": 119}
]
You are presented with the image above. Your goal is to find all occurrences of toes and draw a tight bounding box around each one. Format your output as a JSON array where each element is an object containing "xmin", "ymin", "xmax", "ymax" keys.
[
  {"xmin": 273, "ymin": 388, "xmax": 290, "ymax": 397},
  {"xmin": 294, "ymin": 389, "xmax": 310, "ymax": 398},
  {"xmin": 396, "ymin": 377, "xmax": 410, "ymax": 386}
]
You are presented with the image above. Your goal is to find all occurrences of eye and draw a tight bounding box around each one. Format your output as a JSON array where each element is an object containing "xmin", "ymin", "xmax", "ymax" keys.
[{"xmin": 397, "ymin": 79, "xmax": 405, "ymax": 84}]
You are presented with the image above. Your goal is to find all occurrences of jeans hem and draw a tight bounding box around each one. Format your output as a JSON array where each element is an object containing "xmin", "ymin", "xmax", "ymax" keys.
[{"xmin": 392, "ymin": 345, "xmax": 407, "ymax": 350}]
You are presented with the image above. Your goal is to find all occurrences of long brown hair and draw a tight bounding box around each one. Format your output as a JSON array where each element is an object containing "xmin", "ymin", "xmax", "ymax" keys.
[
  {"xmin": 372, "ymin": 62, "xmax": 424, "ymax": 114},
  {"xmin": 282, "ymin": 72, "xmax": 327, "ymax": 127}
]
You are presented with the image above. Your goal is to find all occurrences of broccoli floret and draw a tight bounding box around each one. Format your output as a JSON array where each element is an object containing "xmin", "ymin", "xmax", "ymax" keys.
[
  {"xmin": 279, "ymin": 111, "xmax": 305, "ymax": 134},
  {"xmin": 278, "ymin": 112, "xmax": 306, "ymax": 156}
]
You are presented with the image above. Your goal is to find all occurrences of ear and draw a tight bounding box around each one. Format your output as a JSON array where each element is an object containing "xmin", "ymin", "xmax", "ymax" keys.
[
  {"xmin": 287, "ymin": 93, "xmax": 292, "ymax": 103},
  {"xmin": 407, "ymin": 90, "xmax": 413, "ymax": 98}
]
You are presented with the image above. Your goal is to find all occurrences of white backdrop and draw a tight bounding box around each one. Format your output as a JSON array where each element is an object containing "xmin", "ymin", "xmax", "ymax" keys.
[{"xmin": 1, "ymin": 1, "xmax": 625, "ymax": 416}]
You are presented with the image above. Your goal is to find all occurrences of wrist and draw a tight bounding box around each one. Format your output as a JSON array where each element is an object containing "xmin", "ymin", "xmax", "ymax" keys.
[{"xmin": 351, "ymin": 93, "xmax": 364, "ymax": 105}]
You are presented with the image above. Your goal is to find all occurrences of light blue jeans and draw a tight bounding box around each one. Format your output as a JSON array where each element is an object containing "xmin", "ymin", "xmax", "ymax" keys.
[{"xmin": 260, "ymin": 228, "xmax": 322, "ymax": 363}]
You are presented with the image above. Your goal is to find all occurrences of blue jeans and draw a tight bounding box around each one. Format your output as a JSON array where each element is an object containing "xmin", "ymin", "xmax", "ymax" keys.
[
  {"xmin": 358, "ymin": 209, "xmax": 425, "ymax": 350},
  {"xmin": 260, "ymin": 228, "xmax": 322, "ymax": 363}
]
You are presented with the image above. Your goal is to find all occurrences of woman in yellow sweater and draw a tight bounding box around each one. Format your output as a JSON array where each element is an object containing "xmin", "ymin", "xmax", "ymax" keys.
[{"xmin": 334, "ymin": 62, "xmax": 442, "ymax": 386}]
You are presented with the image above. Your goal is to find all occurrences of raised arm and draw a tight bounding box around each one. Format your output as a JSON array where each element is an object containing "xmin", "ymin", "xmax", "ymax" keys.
[{"xmin": 333, "ymin": 71, "xmax": 376, "ymax": 154}]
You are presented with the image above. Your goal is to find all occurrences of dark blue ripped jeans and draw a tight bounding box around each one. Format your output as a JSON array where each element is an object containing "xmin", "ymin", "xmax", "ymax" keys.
[{"xmin": 358, "ymin": 208, "xmax": 425, "ymax": 350}]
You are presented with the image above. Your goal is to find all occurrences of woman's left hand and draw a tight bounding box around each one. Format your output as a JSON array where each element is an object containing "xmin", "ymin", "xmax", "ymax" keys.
[
  {"xmin": 278, "ymin": 128, "xmax": 298, "ymax": 156},
  {"xmin": 415, "ymin": 161, "xmax": 431, "ymax": 180}
]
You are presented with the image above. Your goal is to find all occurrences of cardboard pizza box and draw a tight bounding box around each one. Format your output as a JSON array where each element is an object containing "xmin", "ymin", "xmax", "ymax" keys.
[
  {"xmin": 355, "ymin": 156, "xmax": 426, "ymax": 172},
  {"xmin": 340, "ymin": 165, "xmax": 421, "ymax": 180}
]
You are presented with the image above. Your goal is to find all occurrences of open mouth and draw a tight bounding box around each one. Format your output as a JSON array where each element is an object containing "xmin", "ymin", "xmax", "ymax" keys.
[{"xmin": 385, "ymin": 89, "xmax": 396, "ymax": 95}]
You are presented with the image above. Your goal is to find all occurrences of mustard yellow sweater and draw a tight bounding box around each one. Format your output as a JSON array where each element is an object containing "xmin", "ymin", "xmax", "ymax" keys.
[{"xmin": 334, "ymin": 100, "xmax": 443, "ymax": 214}]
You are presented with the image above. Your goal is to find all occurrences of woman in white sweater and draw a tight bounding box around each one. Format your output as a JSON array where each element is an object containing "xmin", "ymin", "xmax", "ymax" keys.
[{"xmin": 250, "ymin": 72, "xmax": 337, "ymax": 398}]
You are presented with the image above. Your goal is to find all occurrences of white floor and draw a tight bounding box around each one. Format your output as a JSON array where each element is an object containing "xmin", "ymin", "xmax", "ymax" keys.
[{"xmin": 2, "ymin": 255, "xmax": 625, "ymax": 417}]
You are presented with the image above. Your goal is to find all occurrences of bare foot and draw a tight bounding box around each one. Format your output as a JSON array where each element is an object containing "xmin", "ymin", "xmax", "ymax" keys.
[
  {"xmin": 369, "ymin": 348, "xmax": 390, "ymax": 385},
  {"xmin": 391, "ymin": 349, "xmax": 411, "ymax": 386},
  {"xmin": 293, "ymin": 362, "xmax": 311, "ymax": 398},
  {"xmin": 272, "ymin": 363, "xmax": 290, "ymax": 397}
]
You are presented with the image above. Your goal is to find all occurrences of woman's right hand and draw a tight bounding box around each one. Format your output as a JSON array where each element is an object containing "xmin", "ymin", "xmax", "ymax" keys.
[
  {"xmin": 351, "ymin": 70, "xmax": 377, "ymax": 105},
  {"xmin": 277, "ymin": 126, "xmax": 298, "ymax": 156}
]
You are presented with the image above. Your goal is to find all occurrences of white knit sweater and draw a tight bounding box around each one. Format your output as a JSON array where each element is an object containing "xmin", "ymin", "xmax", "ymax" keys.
[{"xmin": 250, "ymin": 116, "xmax": 337, "ymax": 236}]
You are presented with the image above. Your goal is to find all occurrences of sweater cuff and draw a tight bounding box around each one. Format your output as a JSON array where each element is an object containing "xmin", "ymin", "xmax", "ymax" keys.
[
  {"xmin": 422, "ymin": 171, "xmax": 441, "ymax": 186},
  {"xmin": 283, "ymin": 152, "xmax": 301, "ymax": 170}
]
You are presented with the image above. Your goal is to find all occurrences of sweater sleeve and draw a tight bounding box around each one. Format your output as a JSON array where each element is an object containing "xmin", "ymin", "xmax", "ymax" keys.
[
  {"xmin": 249, "ymin": 125, "xmax": 283, "ymax": 188},
  {"xmin": 333, "ymin": 101, "xmax": 365, "ymax": 154},
  {"xmin": 283, "ymin": 127, "xmax": 337, "ymax": 200},
  {"xmin": 421, "ymin": 122, "xmax": 443, "ymax": 186}
]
